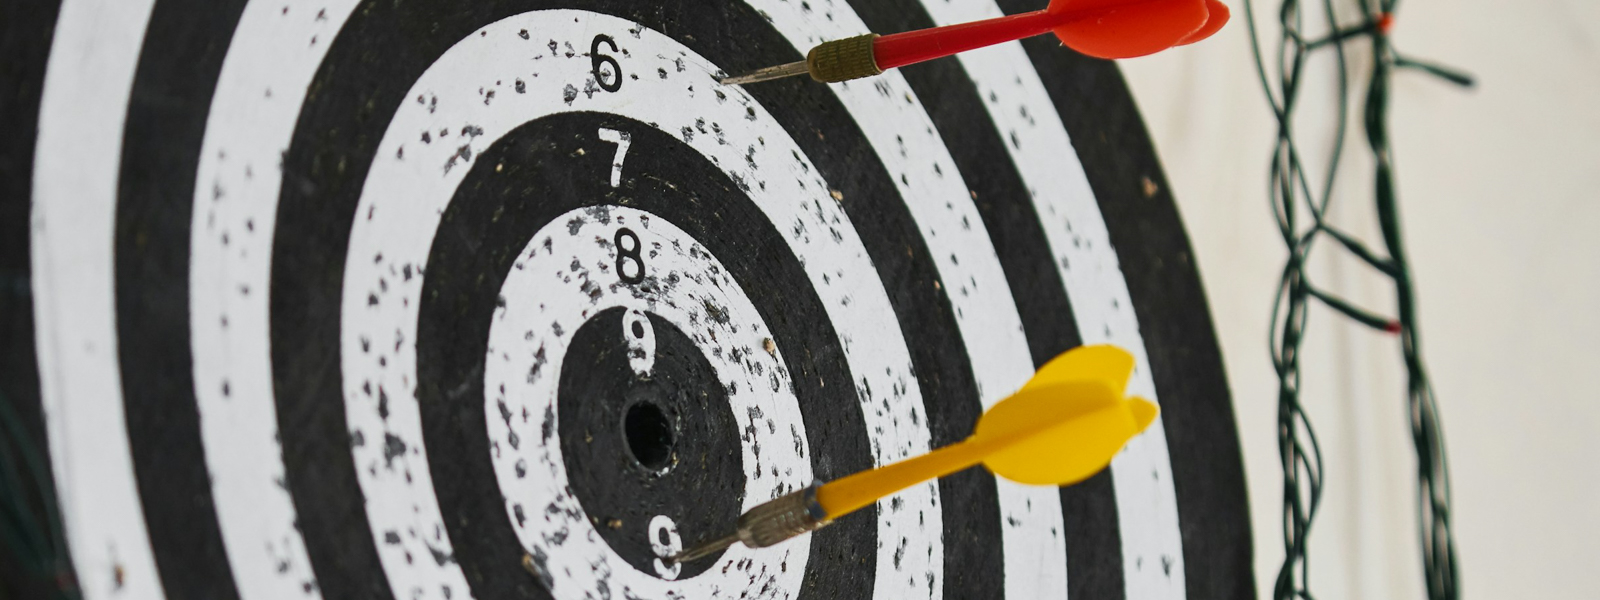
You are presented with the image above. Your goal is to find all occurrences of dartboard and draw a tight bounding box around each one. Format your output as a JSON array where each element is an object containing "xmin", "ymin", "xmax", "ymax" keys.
[{"xmin": 2, "ymin": 0, "xmax": 1252, "ymax": 599}]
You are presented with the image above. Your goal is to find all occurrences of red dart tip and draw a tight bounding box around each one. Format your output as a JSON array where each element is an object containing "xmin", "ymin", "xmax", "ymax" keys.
[
  {"xmin": 1376, "ymin": 12, "xmax": 1395, "ymax": 34},
  {"xmin": 1384, "ymin": 321, "xmax": 1402, "ymax": 334}
]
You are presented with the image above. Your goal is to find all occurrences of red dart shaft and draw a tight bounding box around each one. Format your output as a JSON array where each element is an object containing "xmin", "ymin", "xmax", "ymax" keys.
[
  {"xmin": 723, "ymin": 0, "xmax": 1226, "ymax": 85},
  {"xmin": 873, "ymin": 9, "xmax": 1066, "ymax": 70}
]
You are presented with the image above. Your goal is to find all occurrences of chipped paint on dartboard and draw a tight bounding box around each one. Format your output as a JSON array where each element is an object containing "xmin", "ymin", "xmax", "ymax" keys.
[
  {"xmin": 341, "ymin": 11, "xmax": 936, "ymax": 599},
  {"xmin": 625, "ymin": 308, "xmax": 657, "ymax": 376},
  {"xmin": 913, "ymin": 1, "xmax": 1187, "ymax": 596},
  {"xmin": 28, "ymin": 0, "xmax": 1192, "ymax": 596},
  {"xmin": 650, "ymin": 515, "xmax": 686, "ymax": 580},
  {"xmin": 183, "ymin": 0, "xmax": 369, "ymax": 598},
  {"xmin": 31, "ymin": 0, "xmax": 165, "ymax": 598},
  {"xmin": 734, "ymin": 0, "xmax": 1073, "ymax": 596},
  {"xmin": 486, "ymin": 207, "xmax": 810, "ymax": 598}
]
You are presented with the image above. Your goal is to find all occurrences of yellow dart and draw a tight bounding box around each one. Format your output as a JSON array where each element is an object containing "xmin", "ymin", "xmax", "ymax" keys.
[{"xmin": 669, "ymin": 344, "xmax": 1158, "ymax": 564}]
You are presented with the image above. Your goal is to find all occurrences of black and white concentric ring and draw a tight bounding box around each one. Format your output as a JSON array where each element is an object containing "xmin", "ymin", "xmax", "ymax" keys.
[
  {"xmin": 485, "ymin": 205, "xmax": 811, "ymax": 597},
  {"xmin": 21, "ymin": 0, "xmax": 1251, "ymax": 598},
  {"xmin": 334, "ymin": 16, "xmax": 937, "ymax": 596},
  {"xmin": 412, "ymin": 110, "xmax": 892, "ymax": 598}
]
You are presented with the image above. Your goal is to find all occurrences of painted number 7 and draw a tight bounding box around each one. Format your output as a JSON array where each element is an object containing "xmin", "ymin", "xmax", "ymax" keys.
[{"xmin": 598, "ymin": 127, "xmax": 631, "ymax": 188}]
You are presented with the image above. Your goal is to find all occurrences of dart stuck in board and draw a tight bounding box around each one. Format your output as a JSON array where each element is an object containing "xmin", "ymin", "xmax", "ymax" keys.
[
  {"xmin": 669, "ymin": 345, "xmax": 1160, "ymax": 564},
  {"xmin": 12, "ymin": 0, "xmax": 1264, "ymax": 596},
  {"xmin": 721, "ymin": 0, "xmax": 1230, "ymax": 84}
]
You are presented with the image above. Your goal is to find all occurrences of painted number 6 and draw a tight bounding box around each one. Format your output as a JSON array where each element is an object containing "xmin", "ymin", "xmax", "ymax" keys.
[{"xmin": 591, "ymin": 34, "xmax": 623, "ymax": 92}]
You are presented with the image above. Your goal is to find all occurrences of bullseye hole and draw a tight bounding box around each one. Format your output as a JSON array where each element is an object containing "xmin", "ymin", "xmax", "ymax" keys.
[{"xmin": 624, "ymin": 402, "xmax": 674, "ymax": 471}]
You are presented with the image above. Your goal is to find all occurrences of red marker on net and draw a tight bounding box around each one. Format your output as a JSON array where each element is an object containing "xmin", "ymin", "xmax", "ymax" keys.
[{"xmin": 721, "ymin": 0, "xmax": 1230, "ymax": 85}]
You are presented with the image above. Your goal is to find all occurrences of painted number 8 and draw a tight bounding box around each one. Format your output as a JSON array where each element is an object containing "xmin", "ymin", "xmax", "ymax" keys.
[{"xmin": 615, "ymin": 227, "xmax": 645, "ymax": 284}]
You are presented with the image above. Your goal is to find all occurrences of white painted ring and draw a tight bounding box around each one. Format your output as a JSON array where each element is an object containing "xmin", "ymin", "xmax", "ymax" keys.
[
  {"xmin": 339, "ymin": 11, "xmax": 939, "ymax": 599},
  {"xmin": 26, "ymin": 0, "xmax": 1189, "ymax": 596},
  {"xmin": 488, "ymin": 206, "xmax": 810, "ymax": 598}
]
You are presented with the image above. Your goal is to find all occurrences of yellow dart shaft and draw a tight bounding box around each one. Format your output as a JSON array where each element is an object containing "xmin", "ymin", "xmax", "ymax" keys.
[
  {"xmin": 815, "ymin": 435, "xmax": 1004, "ymax": 518},
  {"xmin": 672, "ymin": 347, "xmax": 1150, "ymax": 564}
]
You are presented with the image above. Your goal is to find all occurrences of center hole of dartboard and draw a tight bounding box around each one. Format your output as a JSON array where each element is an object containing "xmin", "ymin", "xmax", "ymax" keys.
[{"xmin": 624, "ymin": 401, "xmax": 674, "ymax": 471}]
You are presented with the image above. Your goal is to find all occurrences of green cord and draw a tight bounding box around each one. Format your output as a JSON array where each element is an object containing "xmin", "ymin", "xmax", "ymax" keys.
[
  {"xmin": 0, "ymin": 388, "xmax": 80, "ymax": 599},
  {"xmin": 1241, "ymin": 0, "xmax": 1467, "ymax": 599}
]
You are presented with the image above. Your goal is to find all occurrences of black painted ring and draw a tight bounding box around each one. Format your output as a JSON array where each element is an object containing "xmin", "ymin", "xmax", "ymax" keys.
[
  {"xmin": 412, "ymin": 112, "xmax": 874, "ymax": 595},
  {"xmin": 0, "ymin": 0, "xmax": 1255, "ymax": 597}
]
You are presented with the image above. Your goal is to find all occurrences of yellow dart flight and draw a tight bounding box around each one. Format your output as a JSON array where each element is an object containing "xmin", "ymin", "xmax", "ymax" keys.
[{"xmin": 671, "ymin": 344, "xmax": 1158, "ymax": 564}]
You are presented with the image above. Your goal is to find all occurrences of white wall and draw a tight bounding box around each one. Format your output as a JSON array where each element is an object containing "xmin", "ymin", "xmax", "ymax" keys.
[{"xmin": 1120, "ymin": 1, "xmax": 1600, "ymax": 598}]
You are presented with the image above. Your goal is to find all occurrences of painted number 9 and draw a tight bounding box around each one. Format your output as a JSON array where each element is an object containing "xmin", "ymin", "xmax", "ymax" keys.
[
  {"xmin": 615, "ymin": 227, "xmax": 645, "ymax": 284},
  {"xmin": 591, "ymin": 35, "xmax": 623, "ymax": 92}
]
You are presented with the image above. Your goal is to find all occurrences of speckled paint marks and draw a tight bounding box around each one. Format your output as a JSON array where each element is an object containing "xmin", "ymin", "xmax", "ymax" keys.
[
  {"xmin": 32, "ymin": 0, "xmax": 162, "ymax": 598},
  {"xmin": 187, "ymin": 1, "xmax": 364, "ymax": 598},
  {"xmin": 734, "ymin": 0, "xmax": 1072, "ymax": 596},
  {"xmin": 486, "ymin": 206, "xmax": 810, "ymax": 599},
  {"xmin": 407, "ymin": 110, "xmax": 888, "ymax": 599},
  {"xmin": 650, "ymin": 516, "xmax": 685, "ymax": 579},
  {"xmin": 19, "ymin": 0, "xmax": 1250, "ymax": 597},
  {"xmin": 905, "ymin": 0, "xmax": 1187, "ymax": 597},
  {"xmin": 343, "ymin": 11, "xmax": 936, "ymax": 598}
]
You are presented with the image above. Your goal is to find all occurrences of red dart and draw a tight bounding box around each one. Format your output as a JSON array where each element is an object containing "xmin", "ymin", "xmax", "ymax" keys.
[{"xmin": 721, "ymin": 0, "xmax": 1229, "ymax": 85}]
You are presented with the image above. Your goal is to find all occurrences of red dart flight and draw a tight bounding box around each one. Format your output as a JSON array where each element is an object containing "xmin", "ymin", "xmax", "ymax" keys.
[{"xmin": 722, "ymin": 0, "xmax": 1230, "ymax": 84}]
